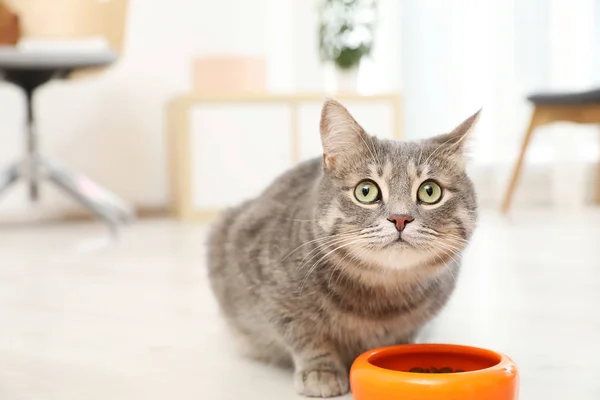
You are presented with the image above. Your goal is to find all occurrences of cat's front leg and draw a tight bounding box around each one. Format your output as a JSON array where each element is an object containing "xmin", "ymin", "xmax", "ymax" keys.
[{"xmin": 290, "ymin": 337, "xmax": 349, "ymax": 398}]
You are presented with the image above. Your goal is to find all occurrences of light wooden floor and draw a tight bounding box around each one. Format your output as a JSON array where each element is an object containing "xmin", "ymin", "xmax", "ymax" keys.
[{"xmin": 0, "ymin": 211, "xmax": 599, "ymax": 400}]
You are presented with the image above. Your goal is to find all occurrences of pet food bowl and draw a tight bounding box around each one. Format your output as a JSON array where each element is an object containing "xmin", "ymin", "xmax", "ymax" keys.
[{"xmin": 350, "ymin": 344, "xmax": 519, "ymax": 400}]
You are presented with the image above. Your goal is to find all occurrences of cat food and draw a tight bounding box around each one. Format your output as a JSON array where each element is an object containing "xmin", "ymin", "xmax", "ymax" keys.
[{"xmin": 409, "ymin": 367, "xmax": 464, "ymax": 373}]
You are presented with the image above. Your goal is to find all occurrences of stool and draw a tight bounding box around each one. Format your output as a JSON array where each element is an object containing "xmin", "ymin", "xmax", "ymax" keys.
[
  {"xmin": 0, "ymin": 49, "xmax": 134, "ymax": 233},
  {"xmin": 501, "ymin": 88, "xmax": 600, "ymax": 213}
]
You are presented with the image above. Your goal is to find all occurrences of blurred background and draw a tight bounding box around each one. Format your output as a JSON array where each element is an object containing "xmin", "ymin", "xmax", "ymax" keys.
[
  {"xmin": 0, "ymin": 0, "xmax": 598, "ymax": 221},
  {"xmin": 0, "ymin": 0, "xmax": 598, "ymax": 399}
]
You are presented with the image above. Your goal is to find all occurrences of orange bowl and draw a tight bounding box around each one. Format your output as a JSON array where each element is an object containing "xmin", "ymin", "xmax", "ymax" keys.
[{"xmin": 350, "ymin": 344, "xmax": 519, "ymax": 400}]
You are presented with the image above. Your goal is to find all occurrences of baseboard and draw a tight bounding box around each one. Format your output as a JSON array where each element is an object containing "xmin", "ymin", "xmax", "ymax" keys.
[
  {"xmin": 0, "ymin": 205, "xmax": 169, "ymax": 226},
  {"xmin": 61, "ymin": 205, "xmax": 169, "ymax": 222}
]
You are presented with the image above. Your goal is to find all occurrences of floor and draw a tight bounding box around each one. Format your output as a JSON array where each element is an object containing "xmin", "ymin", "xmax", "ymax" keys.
[{"xmin": 0, "ymin": 210, "xmax": 599, "ymax": 400}]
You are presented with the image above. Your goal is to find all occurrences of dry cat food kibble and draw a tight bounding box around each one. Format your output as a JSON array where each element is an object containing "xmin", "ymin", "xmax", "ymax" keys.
[{"xmin": 409, "ymin": 367, "xmax": 465, "ymax": 373}]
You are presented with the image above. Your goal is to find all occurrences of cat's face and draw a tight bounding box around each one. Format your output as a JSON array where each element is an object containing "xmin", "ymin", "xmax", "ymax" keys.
[{"xmin": 316, "ymin": 100, "xmax": 478, "ymax": 271}]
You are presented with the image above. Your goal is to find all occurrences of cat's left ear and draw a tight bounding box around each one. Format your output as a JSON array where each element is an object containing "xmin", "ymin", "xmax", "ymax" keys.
[
  {"xmin": 429, "ymin": 109, "xmax": 482, "ymax": 158},
  {"xmin": 320, "ymin": 99, "xmax": 369, "ymax": 168}
]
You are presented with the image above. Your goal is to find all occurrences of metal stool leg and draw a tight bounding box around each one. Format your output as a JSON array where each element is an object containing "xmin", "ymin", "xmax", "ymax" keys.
[
  {"xmin": 45, "ymin": 160, "xmax": 135, "ymax": 236},
  {"xmin": 25, "ymin": 90, "xmax": 40, "ymax": 202},
  {"xmin": 0, "ymin": 87, "xmax": 135, "ymax": 234},
  {"xmin": 0, "ymin": 162, "xmax": 21, "ymax": 198}
]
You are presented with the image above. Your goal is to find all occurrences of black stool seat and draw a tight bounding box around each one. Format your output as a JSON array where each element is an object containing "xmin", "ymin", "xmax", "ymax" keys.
[
  {"xmin": 0, "ymin": 47, "xmax": 116, "ymax": 92},
  {"xmin": 527, "ymin": 88, "xmax": 600, "ymax": 105}
]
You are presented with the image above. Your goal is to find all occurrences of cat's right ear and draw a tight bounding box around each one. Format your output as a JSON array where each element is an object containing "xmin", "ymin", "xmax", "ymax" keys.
[{"xmin": 320, "ymin": 99, "xmax": 368, "ymax": 169}]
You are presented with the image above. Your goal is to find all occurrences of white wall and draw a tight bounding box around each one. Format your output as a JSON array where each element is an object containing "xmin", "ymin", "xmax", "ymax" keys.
[
  {"xmin": 0, "ymin": 0, "xmax": 272, "ymax": 218},
  {"xmin": 400, "ymin": 0, "xmax": 600, "ymax": 208},
  {"xmin": 0, "ymin": 0, "xmax": 402, "ymax": 220},
  {"xmin": 190, "ymin": 100, "xmax": 397, "ymax": 210}
]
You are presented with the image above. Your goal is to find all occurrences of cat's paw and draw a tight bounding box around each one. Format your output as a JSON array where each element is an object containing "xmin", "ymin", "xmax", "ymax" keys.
[{"xmin": 294, "ymin": 368, "xmax": 349, "ymax": 398}]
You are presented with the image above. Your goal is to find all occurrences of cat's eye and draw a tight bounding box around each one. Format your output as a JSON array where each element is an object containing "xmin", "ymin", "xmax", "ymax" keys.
[
  {"xmin": 417, "ymin": 181, "xmax": 443, "ymax": 204},
  {"xmin": 354, "ymin": 180, "xmax": 381, "ymax": 204}
]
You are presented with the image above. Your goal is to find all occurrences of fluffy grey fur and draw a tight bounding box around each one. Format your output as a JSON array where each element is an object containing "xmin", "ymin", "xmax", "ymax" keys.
[{"xmin": 208, "ymin": 100, "xmax": 479, "ymax": 397}]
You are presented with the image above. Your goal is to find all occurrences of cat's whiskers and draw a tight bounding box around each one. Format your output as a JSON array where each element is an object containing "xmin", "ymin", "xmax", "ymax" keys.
[
  {"xmin": 299, "ymin": 238, "xmax": 366, "ymax": 294},
  {"xmin": 441, "ymin": 241, "xmax": 467, "ymax": 254},
  {"xmin": 419, "ymin": 228, "xmax": 469, "ymax": 247},
  {"xmin": 432, "ymin": 241, "xmax": 462, "ymax": 264},
  {"xmin": 411, "ymin": 233, "xmax": 463, "ymax": 275},
  {"xmin": 326, "ymin": 235, "xmax": 376, "ymax": 289},
  {"xmin": 438, "ymin": 236, "xmax": 469, "ymax": 258},
  {"xmin": 427, "ymin": 242, "xmax": 462, "ymax": 280},
  {"xmin": 327, "ymin": 243, "xmax": 358, "ymax": 289},
  {"xmin": 330, "ymin": 243, "xmax": 372, "ymax": 288},
  {"xmin": 416, "ymin": 245, "xmax": 450, "ymax": 288},
  {"xmin": 423, "ymin": 246, "xmax": 459, "ymax": 282},
  {"xmin": 438, "ymin": 234, "xmax": 467, "ymax": 247},
  {"xmin": 343, "ymin": 243, "xmax": 376, "ymax": 283},
  {"xmin": 299, "ymin": 236, "xmax": 374, "ymax": 293},
  {"xmin": 291, "ymin": 226, "xmax": 381, "ymax": 269},
  {"xmin": 442, "ymin": 233, "xmax": 469, "ymax": 245},
  {"xmin": 422, "ymin": 245, "xmax": 444, "ymax": 266},
  {"xmin": 301, "ymin": 230, "xmax": 380, "ymax": 267},
  {"xmin": 281, "ymin": 229, "xmax": 365, "ymax": 262},
  {"xmin": 419, "ymin": 227, "xmax": 441, "ymax": 236},
  {"xmin": 295, "ymin": 234, "xmax": 369, "ymax": 272}
]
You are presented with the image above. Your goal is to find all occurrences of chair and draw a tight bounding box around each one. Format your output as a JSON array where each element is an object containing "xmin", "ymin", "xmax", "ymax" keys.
[
  {"xmin": 501, "ymin": 88, "xmax": 600, "ymax": 213},
  {"xmin": 0, "ymin": 0, "xmax": 132, "ymax": 233}
]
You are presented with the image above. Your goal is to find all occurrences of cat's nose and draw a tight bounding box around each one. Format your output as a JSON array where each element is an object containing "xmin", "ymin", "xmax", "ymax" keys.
[{"xmin": 387, "ymin": 215, "xmax": 414, "ymax": 232}]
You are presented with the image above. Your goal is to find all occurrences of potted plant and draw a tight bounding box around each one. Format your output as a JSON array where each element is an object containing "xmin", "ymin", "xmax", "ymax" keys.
[{"xmin": 318, "ymin": 0, "xmax": 377, "ymax": 92}]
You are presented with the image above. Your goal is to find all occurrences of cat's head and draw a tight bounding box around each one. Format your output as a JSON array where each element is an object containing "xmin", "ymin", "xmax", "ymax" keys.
[{"xmin": 316, "ymin": 99, "xmax": 479, "ymax": 272}]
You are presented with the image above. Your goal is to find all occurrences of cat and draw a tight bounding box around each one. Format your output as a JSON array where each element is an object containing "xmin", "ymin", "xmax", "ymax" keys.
[{"xmin": 207, "ymin": 99, "xmax": 479, "ymax": 398}]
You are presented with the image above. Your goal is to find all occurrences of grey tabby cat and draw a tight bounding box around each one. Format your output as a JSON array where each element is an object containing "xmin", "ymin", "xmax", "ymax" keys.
[{"xmin": 208, "ymin": 99, "xmax": 479, "ymax": 398}]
